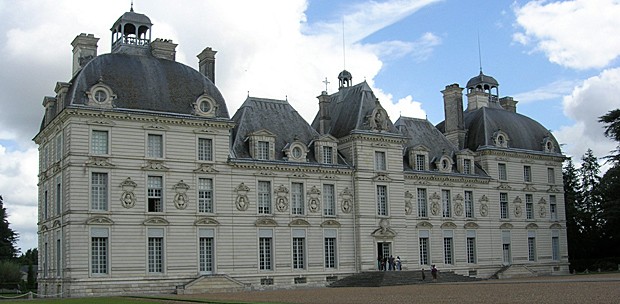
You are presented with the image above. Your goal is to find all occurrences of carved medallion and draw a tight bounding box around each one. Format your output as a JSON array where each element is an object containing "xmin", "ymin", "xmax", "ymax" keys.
[
  {"xmin": 275, "ymin": 184, "xmax": 289, "ymax": 212},
  {"xmin": 120, "ymin": 177, "xmax": 137, "ymax": 208},
  {"xmin": 307, "ymin": 186, "xmax": 321, "ymax": 213},
  {"xmin": 173, "ymin": 180, "xmax": 190, "ymax": 210},
  {"xmin": 340, "ymin": 187, "xmax": 353, "ymax": 214},
  {"xmin": 235, "ymin": 182, "xmax": 250, "ymax": 211}
]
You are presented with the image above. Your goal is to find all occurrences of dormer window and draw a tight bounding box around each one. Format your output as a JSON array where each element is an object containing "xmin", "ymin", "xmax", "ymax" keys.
[
  {"xmin": 323, "ymin": 146, "xmax": 333, "ymax": 164},
  {"xmin": 492, "ymin": 130, "xmax": 509, "ymax": 148},
  {"xmin": 436, "ymin": 155, "xmax": 453, "ymax": 173},
  {"xmin": 456, "ymin": 149, "xmax": 476, "ymax": 175},
  {"xmin": 247, "ymin": 130, "xmax": 276, "ymax": 161},
  {"xmin": 86, "ymin": 82, "xmax": 116, "ymax": 108},
  {"xmin": 257, "ymin": 141, "xmax": 269, "ymax": 160},
  {"xmin": 409, "ymin": 145, "xmax": 430, "ymax": 171},
  {"xmin": 193, "ymin": 93, "xmax": 217, "ymax": 117},
  {"xmin": 313, "ymin": 135, "xmax": 338, "ymax": 165},
  {"xmin": 284, "ymin": 141, "xmax": 308, "ymax": 163},
  {"xmin": 542, "ymin": 137, "xmax": 556, "ymax": 153}
]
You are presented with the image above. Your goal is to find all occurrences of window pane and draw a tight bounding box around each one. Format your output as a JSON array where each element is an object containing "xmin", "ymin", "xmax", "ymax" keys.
[
  {"xmin": 500, "ymin": 192, "xmax": 508, "ymax": 219},
  {"xmin": 442, "ymin": 190, "xmax": 451, "ymax": 217},
  {"xmin": 417, "ymin": 188, "xmax": 427, "ymax": 217},
  {"xmin": 524, "ymin": 166, "xmax": 532, "ymax": 182},
  {"xmin": 148, "ymin": 237, "xmax": 163, "ymax": 273},
  {"xmin": 91, "ymin": 237, "xmax": 108, "ymax": 274},
  {"xmin": 198, "ymin": 138, "xmax": 213, "ymax": 161},
  {"xmin": 464, "ymin": 191, "xmax": 473, "ymax": 218},
  {"xmin": 463, "ymin": 159, "xmax": 472, "ymax": 174},
  {"xmin": 148, "ymin": 176, "xmax": 163, "ymax": 212},
  {"xmin": 323, "ymin": 184, "xmax": 335, "ymax": 216},
  {"xmin": 91, "ymin": 172, "xmax": 108, "ymax": 211},
  {"xmin": 258, "ymin": 141, "xmax": 269, "ymax": 160},
  {"xmin": 443, "ymin": 237, "xmax": 453, "ymax": 264},
  {"xmin": 258, "ymin": 181, "xmax": 271, "ymax": 214},
  {"xmin": 419, "ymin": 237, "xmax": 429, "ymax": 265},
  {"xmin": 199, "ymin": 237, "xmax": 213, "ymax": 272},
  {"xmin": 324, "ymin": 237, "xmax": 336, "ymax": 268},
  {"xmin": 291, "ymin": 183, "xmax": 304, "ymax": 215},
  {"xmin": 375, "ymin": 151, "xmax": 386, "ymax": 171},
  {"xmin": 198, "ymin": 178, "xmax": 213, "ymax": 213},
  {"xmin": 259, "ymin": 237, "xmax": 272, "ymax": 270},
  {"xmin": 498, "ymin": 163, "xmax": 507, "ymax": 180},
  {"xmin": 292, "ymin": 237, "xmax": 305, "ymax": 269},
  {"xmin": 466, "ymin": 237, "xmax": 476, "ymax": 263},
  {"xmin": 323, "ymin": 146, "xmax": 333, "ymax": 164},
  {"xmin": 91, "ymin": 130, "xmax": 108, "ymax": 155},
  {"xmin": 377, "ymin": 185, "xmax": 387, "ymax": 216},
  {"xmin": 415, "ymin": 154, "xmax": 425, "ymax": 171},
  {"xmin": 147, "ymin": 134, "xmax": 163, "ymax": 158},
  {"xmin": 526, "ymin": 194, "xmax": 534, "ymax": 220}
]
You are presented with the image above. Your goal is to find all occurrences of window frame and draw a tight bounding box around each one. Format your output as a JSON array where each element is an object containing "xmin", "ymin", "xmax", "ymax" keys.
[
  {"xmin": 147, "ymin": 175, "xmax": 164, "ymax": 213},
  {"xmin": 323, "ymin": 184, "xmax": 336, "ymax": 216},
  {"xmin": 464, "ymin": 191, "xmax": 474, "ymax": 218},
  {"xmin": 498, "ymin": 163, "xmax": 507, "ymax": 181},
  {"xmin": 417, "ymin": 188, "xmax": 428, "ymax": 218},
  {"xmin": 198, "ymin": 177, "xmax": 214, "ymax": 213},
  {"xmin": 377, "ymin": 185, "xmax": 388, "ymax": 216},
  {"xmin": 442, "ymin": 189, "xmax": 451, "ymax": 218},
  {"xmin": 197, "ymin": 137, "xmax": 213, "ymax": 162},
  {"xmin": 375, "ymin": 151, "xmax": 387, "ymax": 171},
  {"xmin": 147, "ymin": 228, "xmax": 165, "ymax": 274},
  {"xmin": 500, "ymin": 192, "xmax": 509, "ymax": 219},
  {"xmin": 257, "ymin": 181, "xmax": 272, "ymax": 214},
  {"xmin": 291, "ymin": 182, "xmax": 304, "ymax": 215},
  {"xmin": 146, "ymin": 133, "xmax": 164, "ymax": 158},
  {"xmin": 91, "ymin": 129, "xmax": 109, "ymax": 156},
  {"xmin": 90, "ymin": 172, "xmax": 109, "ymax": 211},
  {"xmin": 523, "ymin": 165, "xmax": 532, "ymax": 183},
  {"xmin": 90, "ymin": 227, "xmax": 109, "ymax": 276}
]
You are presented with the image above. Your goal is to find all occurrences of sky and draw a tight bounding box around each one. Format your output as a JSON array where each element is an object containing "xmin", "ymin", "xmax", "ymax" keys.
[{"xmin": 1, "ymin": 0, "xmax": 620, "ymax": 253}]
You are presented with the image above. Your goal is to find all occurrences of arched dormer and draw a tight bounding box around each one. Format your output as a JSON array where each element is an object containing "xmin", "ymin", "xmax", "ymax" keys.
[{"xmin": 111, "ymin": 6, "xmax": 153, "ymax": 53}]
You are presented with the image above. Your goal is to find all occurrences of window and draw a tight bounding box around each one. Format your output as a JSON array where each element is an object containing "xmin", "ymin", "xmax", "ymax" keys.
[
  {"xmin": 257, "ymin": 141, "xmax": 269, "ymax": 160},
  {"xmin": 292, "ymin": 230, "xmax": 306, "ymax": 270},
  {"xmin": 464, "ymin": 191, "xmax": 474, "ymax": 218},
  {"xmin": 44, "ymin": 189, "xmax": 48, "ymax": 219},
  {"xmin": 528, "ymin": 232, "xmax": 536, "ymax": 262},
  {"xmin": 324, "ymin": 229, "xmax": 337, "ymax": 269},
  {"xmin": 415, "ymin": 154, "xmax": 426, "ymax": 171},
  {"xmin": 42, "ymin": 145, "xmax": 49, "ymax": 170},
  {"xmin": 375, "ymin": 151, "xmax": 386, "ymax": 171},
  {"xmin": 91, "ymin": 172, "xmax": 108, "ymax": 211},
  {"xmin": 199, "ymin": 229, "xmax": 214, "ymax": 273},
  {"xmin": 419, "ymin": 232, "xmax": 429, "ymax": 265},
  {"xmin": 91, "ymin": 130, "xmax": 108, "ymax": 155},
  {"xmin": 323, "ymin": 184, "xmax": 335, "ymax": 216},
  {"xmin": 43, "ymin": 242, "xmax": 48, "ymax": 278},
  {"xmin": 56, "ymin": 177, "xmax": 62, "ymax": 215},
  {"xmin": 291, "ymin": 183, "xmax": 304, "ymax": 215},
  {"xmin": 500, "ymin": 193, "xmax": 508, "ymax": 219},
  {"xmin": 417, "ymin": 188, "xmax": 428, "ymax": 217},
  {"xmin": 523, "ymin": 165, "xmax": 532, "ymax": 182},
  {"xmin": 259, "ymin": 229, "xmax": 273, "ymax": 270},
  {"xmin": 322, "ymin": 146, "xmax": 333, "ymax": 164},
  {"xmin": 550, "ymin": 195, "xmax": 557, "ymax": 220},
  {"xmin": 502, "ymin": 231, "xmax": 511, "ymax": 264},
  {"xmin": 443, "ymin": 233, "xmax": 454, "ymax": 265},
  {"xmin": 466, "ymin": 231, "xmax": 476, "ymax": 264},
  {"xmin": 377, "ymin": 185, "xmax": 388, "ymax": 216},
  {"xmin": 526, "ymin": 194, "xmax": 534, "ymax": 220},
  {"xmin": 198, "ymin": 138, "xmax": 213, "ymax": 161},
  {"xmin": 442, "ymin": 189, "xmax": 451, "ymax": 218},
  {"xmin": 91, "ymin": 228, "xmax": 108, "ymax": 275},
  {"xmin": 147, "ymin": 134, "xmax": 163, "ymax": 158},
  {"xmin": 498, "ymin": 163, "xmax": 507, "ymax": 181},
  {"xmin": 148, "ymin": 229, "xmax": 164, "ymax": 273},
  {"xmin": 463, "ymin": 159, "xmax": 472, "ymax": 174},
  {"xmin": 55, "ymin": 133, "xmax": 63, "ymax": 161},
  {"xmin": 552, "ymin": 231, "xmax": 560, "ymax": 261},
  {"xmin": 56, "ymin": 238, "xmax": 61, "ymax": 277},
  {"xmin": 258, "ymin": 181, "xmax": 271, "ymax": 214},
  {"xmin": 547, "ymin": 168, "xmax": 555, "ymax": 184},
  {"xmin": 147, "ymin": 176, "xmax": 163, "ymax": 212},
  {"xmin": 198, "ymin": 178, "xmax": 213, "ymax": 213}
]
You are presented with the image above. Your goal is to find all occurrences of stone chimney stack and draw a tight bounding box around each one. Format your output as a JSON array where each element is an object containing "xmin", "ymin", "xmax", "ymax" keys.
[
  {"xmin": 197, "ymin": 47, "xmax": 217, "ymax": 84},
  {"xmin": 499, "ymin": 97, "xmax": 518, "ymax": 113},
  {"xmin": 317, "ymin": 91, "xmax": 331, "ymax": 134},
  {"xmin": 71, "ymin": 33, "xmax": 99, "ymax": 77},
  {"xmin": 151, "ymin": 38, "xmax": 178, "ymax": 61},
  {"xmin": 442, "ymin": 83, "xmax": 466, "ymax": 149},
  {"xmin": 42, "ymin": 96, "xmax": 57, "ymax": 127}
]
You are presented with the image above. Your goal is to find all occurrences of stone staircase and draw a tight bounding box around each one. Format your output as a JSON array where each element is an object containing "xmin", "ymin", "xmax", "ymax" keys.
[
  {"xmin": 492, "ymin": 265, "xmax": 537, "ymax": 279},
  {"xmin": 328, "ymin": 270, "xmax": 481, "ymax": 288},
  {"xmin": 176, "ymin": 274, "xmax": 249, "ymax": 294}
]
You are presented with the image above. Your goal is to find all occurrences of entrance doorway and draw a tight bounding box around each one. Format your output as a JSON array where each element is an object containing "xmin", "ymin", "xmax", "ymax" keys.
[{"xmin": 377, "ymin": 242, "xmax": 391, "ymax": 270}]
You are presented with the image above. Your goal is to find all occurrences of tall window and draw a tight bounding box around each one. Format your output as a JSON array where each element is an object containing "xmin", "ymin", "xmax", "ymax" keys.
[
  {"xmin": 198, "ymin": 138, "xmax": 213, "ymax": 161},
  {"xmin": 500, "ymin": 192, "xmax": 508, "ymax": 219},
  {"xmin": 526, "ymin": 194, "xmax": 534, "ymax": 220},
  {"xmin": 498, "ymin": 163, "xmax": 507, "ymax": 181},
  {"xmin": 324, "ymin": 229, "xmax": 337, "ymax": 269},
  {"xmin": 91, "ymin": 130, "xmax": 109, "ymax": 155},
  {"xmin": 375, "ymin": 151, "xmax": 386, "ymax": 171},
  {"xmin": 552, "ymin": 231, "xmax": 560, "ymax": 261},
  {"xmin": 419, "ymin": 233, "xmax": 429, "ymax": 265},
  {"xmin": 198, "ymin": 178, "xmax": 213, "ymax": 213},
  {"xmin": 292, "ymin": 230, "xmax": 306, "ymax": 270},
  {"xmin": 550, "ymin": 195, "xmax": 557, "ymax": 220},
  {"xmin": 56, "ymin": 177, "xmax": 62, "ymax": 215},
  {"xmin": 528, "ymin": 234, "xmax": 536, "ymax": 262},
  {"xmin": 463, "ymin": 159, "xmax": 472, "ymax": 174},
  {"xmin": 443, "ymin": 233, "xmax": 454, "ymax": 265},
  {"xmin": 56, "ymin": 238, "xmax": 61, "ymax": 277},
  {"xmin": 377, "ymin": 185, "xmax": 388, "ymax": 216},
  {"xmin": 199, "ymin": 229, "xmax": 214, "ymax": 274},
  {"xmin": 259, "ymin": 229, "xmax": 273, "ymax": 270},
  {"xmin": 417, "ymin": 188, "xmax": 428, "ymax": 217},
  {"xmin": 442, "ymin": 189, "xmax": 451, "ymax": 217},
  {"xmin": 464, "ymin": 191, "xmax": 473, "ymax": 218},
  {"xmin": 466, "ymin": 231, "xmax": 476, "ymax": 264},
  {"xmin": 291, "ymin": 183, "xmax": 304, "ymax": 215},
  {"xmin": 148, "ymin": 229, "xmax": 164, "ymax": 273},
  {"xmin": 523, "ymin": 165, "xmax": 532, "ymax": 182},
  {"xmin": 91, "ymin": 172, "xmax": 108, "ymax": 211},
  {"xmin": 44, "ymin": 189, "xmax": 48, "ymax": 219},
  {"xmin": 55, "ymin": 133, "xmax": 63, "ymax": 161},
  {"xmin": 147, "ymin": 176, "xmax": 163, "ymax": 212},
  {"xmin": 258, "ymin": 181, "xmax": 271, "ymax": 214},
  {"xmin": 323, "ymin": 184, "xmax": 335, "ymax": 216},
  {"xmin": 547, "ymin": 168, "xmax": 555, "ymax": 184},
  {"xmin": 91, "ymin": 228, "xmax": 108, "ymax": 275},
  {"xmin": 415, "ymin": 154, "xmax": 426, "ymax": 171},
  {"xmin": 147, "ymin": 134, "xmax": 163, "ymax": 158},
  {"xmin": 322, "ymin": 146, "xmax": 333, "ymax": 164},
  {"xmin": 257, "ymin": 141, "xmax": 269, "ymax": 160}
]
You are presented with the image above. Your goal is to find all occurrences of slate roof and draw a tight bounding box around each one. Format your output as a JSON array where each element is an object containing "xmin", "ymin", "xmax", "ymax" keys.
[
  {"xmin": 396, "ymin": 117, "xmax": 457, "ymax": 161},
  {"xmin": 231, "ymin": 97, "xmax": 322, "ymax": 161},
  {"xmin": 310, "ymin": 81, "xmax": 400, "ymax": 138}
]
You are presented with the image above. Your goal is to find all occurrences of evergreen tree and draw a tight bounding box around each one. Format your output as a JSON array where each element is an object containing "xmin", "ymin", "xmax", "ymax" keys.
[
  {"xmin": 598, "ymin": 164, "xmax": 620, "ymax": 257},
  {"xmin": 576, "ymin": 149, "xmax": 603, "ymax": 258},
  {"xmin": 563, "ymin": 160, "xmax": 583, "ymax": 260},
  {"xmin": 599, "ymin": 109, "xmax": 620, "ymax": 162},
  {"xmin": 0, "ymin": 195, "xmax": 20, "ymax": 261}
]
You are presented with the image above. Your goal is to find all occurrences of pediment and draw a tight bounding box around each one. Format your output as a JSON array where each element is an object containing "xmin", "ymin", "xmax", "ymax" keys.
[
  {"xmin": 549, "ymin": 223, "xmax": 563, "ymax": 229},
  {"xmin": 194, "ymin": 217, "xmax": 220, "ymax": 226},
  {"xmin": 289, "ymin": 219, "xmax": 311, "ymax": 227},
  {"xmin": 456, "ymin": 148, "xmax": 476, "ymax": 156},
  {"xmin": 499, "ymin": 223, "xmax": 514, "ymax": 229},
  {"xmin": 289, "ymin": 171, "xmax": 309, "ymax": 178},
  {"xmin": 255, "ymin": 218, "xmax": 278, "ymax": 227},
  {"xmin": 411, "ymin": 144, "xmax": 431, "ymax": 152},
  {"xmin": 142, "ymin": 123, "xmax": 169, "ymax": 130},
  {"xmin": 86, "ymin": 216, "xmax": 114, "ymax": 225},
  {"xmin": 371, "ymin": 227, "xmax": 397, "ymax": 238},
  {"xmin": 248, "ymin": 129, "xmax": 276, "ymax": 137},
  {"xmin": 464, "ymin": 222, "xmax": 479, "ymax": 229},
  {"xmin": 52, "ymin": 220, "xmax": 61, "ymax": 228},
  {"xmin": 321, "ymin": 219, "xmax": 341, "ymax": 228},
  {"xmin": 87, "ymin": 118, "xmax": 115, "ymax": 126},
  {"xmin": 372, "ymin": 173, "xmax": 392, "ymax": 182},
  {"xmin": 315, "ymin": 134, "xmax": 338, "ymax": 143},
  {"xmin": 416, "ymin": 221, "xmax": 433, "ymax": 229},
  {"xmin": 85, "ymin": 157, "xmax": 115, "ymax": 168},
  {"xmin": 143, "ymin": 217, "xmax": 169, "ymax": 225},
  {"xmin": 525, "ymin": 223, "xmax": 539, "ymax": 229},
  {"xmin": 194, "ymin": 163, "xmax": 219, "ymax": 173},
  {"xmin": 141, "ymin": 160, "xmax": 169, "ymax": 171},
  {"xmin": 440, "ymin": 222, "xmax": 457, "ymax": 229}
]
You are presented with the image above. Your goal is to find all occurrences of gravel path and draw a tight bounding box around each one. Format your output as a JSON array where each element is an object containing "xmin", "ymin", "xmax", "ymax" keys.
[{"xmin": 174, "ymin": 273, "xmax": 620, "ymax": 304}]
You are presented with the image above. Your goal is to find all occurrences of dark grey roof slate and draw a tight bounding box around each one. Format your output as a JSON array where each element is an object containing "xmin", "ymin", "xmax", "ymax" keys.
[
  {"xmin": 395, "ymin": 117, "xmax": 458, "ymax": 170},
  {"xmin": 231, "ymin": 97, "xmax": 321, "ymax": 161}
]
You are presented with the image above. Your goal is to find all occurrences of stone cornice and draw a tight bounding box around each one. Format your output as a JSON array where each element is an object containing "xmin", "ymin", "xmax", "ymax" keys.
[
  {"xmin": 229, "ymin": 161, "xmax": 353, "ymax": 175},
  {"xmin": 477, "ymin": 148, "xmax": 566, "ymax": 162},
  {"xmin": 405, "ymin": 172, "xmax": 490, "ymax": 185},
  {"xmin": 338, "ymin": 132, "xmax": 407, "ymax": 145}
]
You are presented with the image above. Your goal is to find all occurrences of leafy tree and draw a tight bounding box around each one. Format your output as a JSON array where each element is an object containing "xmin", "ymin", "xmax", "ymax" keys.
[
  {"xmin": 0, "ymin": 260, "xmax": 22, "ymax": 289},
  {"xmin": 598, "ymin": 164, "xmax": 620, "ymax": 257},
  {"xmin": 0, "ymin": 195, "xmax": 19, "ymax": 261},
  {"xmin": 17, "ymin": 248, "xmax": 38, "ymax": 265},
  {"xmin": 599, "ymin": 109, "xmax": 620, "ymax": 162}
]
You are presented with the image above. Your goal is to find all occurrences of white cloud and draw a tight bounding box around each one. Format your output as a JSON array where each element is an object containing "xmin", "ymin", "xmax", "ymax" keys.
[
  {"xmin": 513, "ymin": 0, "xmax": 620, "ymax": 69},
  {"xmin": 513, "ymin": 79, "xmax": 579, "ymax": 103},
  {"xmin": 365, "ymin": 32, "xmax": 442, "ymax": 62},
  {"xmin": 554, "ymin": 68, "xmax": 620, "ymax": 162}
]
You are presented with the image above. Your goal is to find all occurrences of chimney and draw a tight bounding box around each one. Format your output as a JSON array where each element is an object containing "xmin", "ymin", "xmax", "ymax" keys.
[
  {"xmin": 43, "ymin": 96, "xmax": 57, "ymax": 127},
  {"xmin": 197, "ymin": 47, "xmax": 217, "ymax": 84},
  {"xmin": 71, "ymin": 33, "xmax": 99, "ymax": 77},
  {"xmin": 150, "ymin": 38, "xmax": 178, "ymax": 61},
  {"xmin": 317, "ymin": 91, "xmax": 331, "ymax": 134},
  {"xmin": 442, "ymin": 83, "xmax": 466, "ymax": 149},
  {"xmin": 499, "ymin": 97, "xmax": 518, "ymax": 113}
]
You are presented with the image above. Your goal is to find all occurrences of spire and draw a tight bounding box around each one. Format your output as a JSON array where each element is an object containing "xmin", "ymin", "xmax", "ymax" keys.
[{"xmin": 130, "ymin": 0, "xmax": 134, "ymax": 12}]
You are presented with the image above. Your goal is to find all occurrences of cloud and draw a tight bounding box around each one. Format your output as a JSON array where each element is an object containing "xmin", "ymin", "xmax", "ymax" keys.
[
  {"xmin": 554, "ymin": 68, "xmax": 620, "ymax": 162},
  {"xmin": 513, "ymin": 79, "xmax": 580, "ymax": 103},
  {"xmin": 365, "ymin": 32, "xmax": 442, "ymax": 62},
  {"xmin": 513, "ymin": 0, "xmax": 620, "ymax": 69}
]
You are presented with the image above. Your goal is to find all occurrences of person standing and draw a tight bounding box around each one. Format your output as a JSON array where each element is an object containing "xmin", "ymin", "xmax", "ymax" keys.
[
  {"xmin": 431, "ymin": 265, "xmax": 438, "ymax": 282},
  {"xmin": 396, "ymin": 256, "xmax": 402, "ymax": 270},
  {"xmin": 421, "ymin": 268, "xmax": 426, "ymax": 281}
]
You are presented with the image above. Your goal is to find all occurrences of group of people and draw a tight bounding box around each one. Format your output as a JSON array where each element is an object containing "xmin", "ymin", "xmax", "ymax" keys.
[
  {"xmin": 377, "ymin": 254, "xmax": 402, "ymax": 271},
  {"xmin": 420, "ymin": 265, "xmax": 439, "ymax": 282}
]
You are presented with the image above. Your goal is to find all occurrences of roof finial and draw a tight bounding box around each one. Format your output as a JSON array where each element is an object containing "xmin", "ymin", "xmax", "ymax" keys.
[
  {"xmin": 322, "ymin": 77, "xmax": 330, "ymax": 92},
  {"xmin": 477, "ymin": 31, "xmax": 483, "ymax": 74},
  {"xmin": 130, "ymin": 0, "xmax": 134, "ymax": 12}
]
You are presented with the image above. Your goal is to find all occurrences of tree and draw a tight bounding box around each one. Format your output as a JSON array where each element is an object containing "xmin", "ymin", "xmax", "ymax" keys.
[
  {"xmin": 0, "ymin": 195, "xmax": 19, "ymax": 261},
  {"xmin": 599, "ymin": 109, "xmax": 620, "ymax": 162},
  {"xmin": 598, "ymin": 164, "xmax": 620, "ymax": 257},
  {"xmin": 563, "ymin": 160, "xmax": 583, "ymax": 260}
]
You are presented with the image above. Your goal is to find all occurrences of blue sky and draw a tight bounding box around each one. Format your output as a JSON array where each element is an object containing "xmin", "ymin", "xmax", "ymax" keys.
[{"xmin": 1, "ymin": 0, "xmax": 619, "ymax": 252}]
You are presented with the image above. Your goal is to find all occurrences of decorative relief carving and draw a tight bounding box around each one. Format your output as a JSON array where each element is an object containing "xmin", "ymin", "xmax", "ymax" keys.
[
  {"xmin": 500, "ymin": 223, "xmax": 513, "ymax": 229},
  {"xmin": 416, "ymin": 221, "xmax": 433, "ymax": 229},
  {"xmin": 86, "ymin": 157, "xmax": 115, "ymax": 167},
  {"xmin": 404, "ymin": 191, "xmax": 414, "ymax": 215},
  {"xmin": 549, "ymin": 223, "xmax": 562, "ymax": 229},
  {"xmin": 538, "ymin": 197, "xmax": 547, "ymax": 218},
  {"xmin": 321, "ymin": 219, "xmax": 341, "ymax": 228},
  {"xmin": 142, "ymin": 122, "xmax": 168, "ymax": 130},
  {"xmin": 194, "ymin": 163, "xmax": 219, "ymax": 173},
  {"xmin": 430, "ymin": 192, "xmax": 440, "ymax": 216},
  {"xmin": 289, "ymin": 172, "xmax": 309, "ymax": 178},
  {"xmin": 143, "ymin": 217, "xmax": 169, "ymax": 225},
  {"xmin": 255, "ymin": 218, "xmax": 277, "ymax": 227},
  {"xmin": 497, "ymin": 183, "xmax": 512, "ymax": 190},
  {"xmin": 86, "ymin": 216, "xmax": 114, "ymax": 225},
  {"xmin": 439, "ymin": 181, "xmax": 454, "ymax": 187},
  {"xmin": 323, "ymin": 174, "xmax": 338, "ymax": 180},
  {"xmin": 523, "ymin": 184, "xmax": 537, "ymax": 192},
  {"xmin": 372, "ymin": 218, "xmax": 396, "ymax": 238},
  {"xmin": 256, "ymin": 170, "xmax": 275, "ymax": 176},
  {"xmin": 464, "ymin": 222, "xmax": 479, "ymax": 229},
  {"xmin": 173, "ymin": 180, "xmax": 190, "ymax": 210},
  {"xmin": 479, "ymin": 195, "xmax": 489, "ymax": 217},
  {"xmin": 141, "ymin": 160, "xmax": 168, "ymax": 171},
  {"xmin": 373, "ymin": 173, "xmax": 392, "ymax": 182},
  {"xmin": 194, "ymin": 217, "xmax": 220, "ymax": 226},
  {"xmin": 368, "ymin": 105, "xmax": 389, "ymax": 131},
  {"xmin": 547, "ymin": 185, "xmax": 561, "ymax": 192},
  {"xmin": 274, "ymin": 184, "xmax": 289, "ymax": 212},
  {"xmin": 307, "ymin": 186, "xmax": 321, "ymax": 213},
  {"xmin": 340, "ymin": 187, "xmax": 353, "ymax": 214},
  {"xmin": 440, "ymin": 222, "xmax": 457, "ymax": 229},
  {"xmin": 120, "ymin": 177, "xmax": 137, "ymax": 208},
  {"xmin": 525, "ymin": 223, "xmax": 539, "ymax": 229},
  {"xmin": 515, "ymin": 204, "xmax": 523, "ymax": 218},
  {"xmin": 235, "ymin": 183, "xmax": 250, "ymax": 211},
  {"xmin": 289, "ymin": 219, "xmax": 310, "ymax": 227},
  {"xmin": 454, "ymin": 201, "xmax": 463, "ymax": 216}
]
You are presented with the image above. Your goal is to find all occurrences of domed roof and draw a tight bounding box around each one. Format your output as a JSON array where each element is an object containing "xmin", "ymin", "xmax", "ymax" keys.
[
  {"xmin": 466, "ymin": 71, "xmax": 499, "ymax": 89},
  {"xmin": 338, "ymin": 69, "xmax": 352, "ymax": 80},
  {"xmin": 112, "ymin": 9, "xmax": 152, "ymax": 30},
  {"xmin": 64, "ymin": 53, "xmax": 229, "ymax": 118}
]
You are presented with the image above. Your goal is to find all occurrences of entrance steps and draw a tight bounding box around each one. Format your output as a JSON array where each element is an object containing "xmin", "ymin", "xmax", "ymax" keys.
[
  {"xmin": 492, "ymin": 265, "xmax": 537, "ymax": 279},
  {"xmin": 176, "ymin": 274, "xmax": 249, "ymax": 294},
  {"xmin": 328, "ymin": 270, "xmax": 481, "ymax": 287}
]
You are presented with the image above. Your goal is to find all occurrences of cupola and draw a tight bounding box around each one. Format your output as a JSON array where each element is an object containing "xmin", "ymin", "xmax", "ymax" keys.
[{"xmin": 110, "ymin": 4, "xmax": 152, "ymax": 54}]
